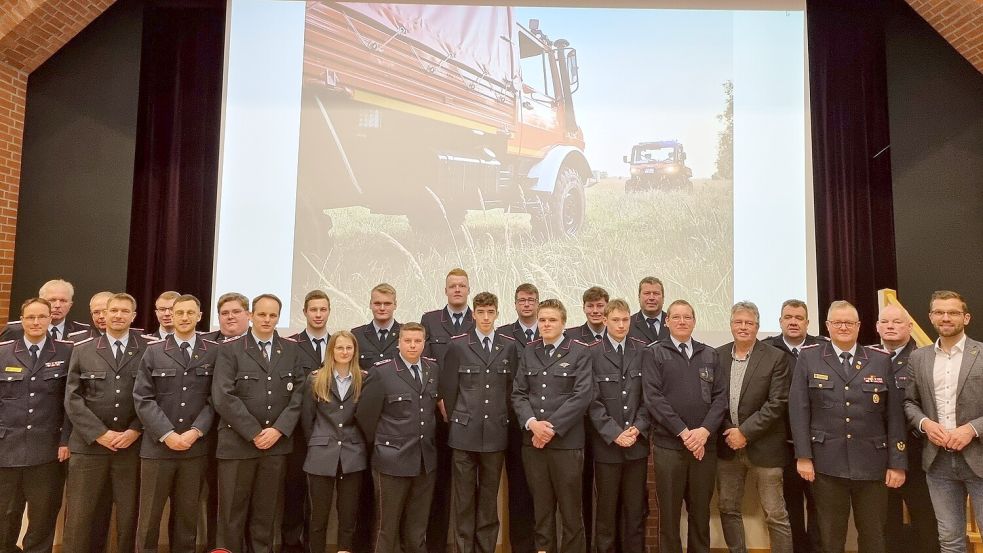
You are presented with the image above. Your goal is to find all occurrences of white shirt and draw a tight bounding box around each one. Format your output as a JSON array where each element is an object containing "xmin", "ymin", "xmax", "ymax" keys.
[
  {"xmin": 175, "ymin": 334, "xmax": 197, "ymax": 353},
  {"xmin": 23, "ymin": 336, "xmax": 47, "ymax": 356},
  {"xmin": 475, "ymin": 329, "xmax": 495, "ymax": 350},
  {"xmin": 372, "ymin": 320, "xmax": 395, "ymax": 334},
  {"xmin": 47, "ymin": 322, "xmax": 66, "ymax": 340},
  {"xmin": 670, "ymin": 336, "xmax": 694, "ymax": 359},
  {"xmin": 830, "ymin": 343, "xmax": 858, "ymax": 364},
  {"xmin": 518, "ymin": 321, "xmax": 537, "ymax": 337},
  {"xmin": 105, "ymin": 331, "xmax": 130, "ymax": 351},
  {"xmin": 307, "ymin": 331, "xmax": 328, "ymax": 362},
  {"xmin": 607, "ymin": 335, "xmax": 626, "ymax": 353},
  {"xmin": 932, "ymin": 335, "xmax": 966, "ymax": 431},
  {"xmin": 783, "ymin": 336, "xmax": 807, "ymax": 354}
]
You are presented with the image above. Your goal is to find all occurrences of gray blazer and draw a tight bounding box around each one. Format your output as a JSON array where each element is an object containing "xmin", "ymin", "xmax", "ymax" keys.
[
  {"xmin": 300, "ymin": 370, "xmax": 368, "ymax": 476},
  {"xmin": 904, "ymin": 336, "xmax": 983, "ymax": 476}
]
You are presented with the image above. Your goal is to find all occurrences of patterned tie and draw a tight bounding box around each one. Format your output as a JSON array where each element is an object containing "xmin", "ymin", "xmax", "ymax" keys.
[
  {"xmin": 410, "ymin": 364, "xmax": 421, "ymax": 386},
  {"xmin": 525, "ymin": 328, "xmax": 534, "ymax": 343},
  {"xmin": 313, "ymin": 338, "xmax": 325, "ymax": 364},
  {"xmin": 483, "ymin": 336, "xmax": 491, "ymax": 354},
  {"xmin": 180, "ymin": 342, "xmax": 191, "ymax": 364},
  {"xmin": 29, "ymin": 344, "xmax": 39, "ymax": 368},
  {"xmin": 453, "ymin": 313, "xmax": 463, "ymax": 333},
  {"xmin": 115, "ymin": 340, "xmax": 124, "ymax": 364},
  {"xmin": 259, "ymin": 341, "xmax": 270, "ymax": 362}
]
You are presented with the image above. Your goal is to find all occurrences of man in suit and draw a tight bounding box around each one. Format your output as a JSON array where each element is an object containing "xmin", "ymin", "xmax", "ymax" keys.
[
  {"xmin": 512, "ymin": 298, "xmax": 593, "ymax": 553},
  {"xmin": 496, "ymin": 282, "xmax": 539, "ymax": 553},
  {"xmin": 587, "ymin": 299, "xmax": 650, "ymax": 553},
  {"xmin": 715, "ymin": 301, "xmax": 793, "ymax": 553},
  {"xmin": 211, "ymin": 293, "xmax": 305, "ymax": 553},
  {"xmin": 63, "ymin": 293, "xmax": 149, "ymax": 553},
  {"xmin": 353, "ymin": 283, "xmax": 401, "ymax": 372},
  {"xmin": 875, "ymin": 303, "xmax": 938, "ymax": 553},
  {"xmin": 355, "ymin": 322, "xmax": 441, "ymax": 553},
  {"xmin": 68, "ymin": 291, "xmax": 113, "ymax": 342},
  {"xmin": 440, "ymin": 292, "xmax": 518, "ymax": 553},
  {"xmin": 790, "ymin": 300, "xmax": 906, "ymax": 553},
  {"xmin": 147, "ymin": 290, "xmax": 180, "ymax": 341},
  {"xmin": 421, "ymin": 268, "xmax": 473, "ymax": 553},
  {"xmin": 904, "ymin": 290, "xmax": 983, "ymax": 553},
  {"xmin": 643, "ymin": 299, "xmax": 727, "ymax": 553},
  {"xmin": 1, "ymin": 279, "xmax": 89, "ymax": 341},
  {"xmin": 201, "ymin": 292, "xmax": 251, "ymax": 343},
  {"xmin": 762, "ymin": 298, "xmax": 825, "ymax": 553},
  {"xmin": 133, "ymin": 294, "xmax": 217, "ymax": 553},
  {"xmin": 568, "ymin": 286, "xmax": 608, "ymax": 343},
  {"xmin": 0, "ymin": 298, "xmax": 74, "ymax": 553},
  {"xmin": 629, "ymin": 276, "xmax": 670, "ymax": 344}
]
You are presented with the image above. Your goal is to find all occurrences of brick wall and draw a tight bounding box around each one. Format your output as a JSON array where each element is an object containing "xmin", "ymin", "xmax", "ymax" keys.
[{"xmin": 906, "ymin": 0, "xmax": 983, "ymax": 74}]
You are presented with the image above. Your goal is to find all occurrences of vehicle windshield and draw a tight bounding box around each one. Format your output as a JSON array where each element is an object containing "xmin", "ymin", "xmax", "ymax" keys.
[{"xmin": 633, "ymin": 147, "xmax": 674, "ymax": 163}]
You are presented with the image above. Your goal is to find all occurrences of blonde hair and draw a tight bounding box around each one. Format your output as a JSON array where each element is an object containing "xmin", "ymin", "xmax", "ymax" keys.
[{"xmin": 311, "ymin": 330, "xmax": 362, "ymax": 403}]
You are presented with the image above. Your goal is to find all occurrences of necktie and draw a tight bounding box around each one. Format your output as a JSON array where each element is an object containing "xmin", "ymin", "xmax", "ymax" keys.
[
  {"xmin": 50, "ymin": 327, "xmax": 59, "ymax": 340},
  {"xmin": 259, "ymin": 341, "xmax": 270, "ymax": 362},
  {"xmin": 115, "ymin": 340, "xmax": 124, "ymax": 364},
  {"xmin": 525, "ymin": 328, "xmax": 534, "ymax": 342},
  {"xmin": 617, "ymin": 344, "xmax": 624, "ymax": 356},
  {"xmin": 791, "ymin": 347, "xmax": 799, "ymax": 358},
  {"xmin": 410, "ymin": 364, "xmax": 421, "ymax": 385},
  {"xmin": 483, "ymin": 336, "xmax": 491, "ymax": 354},
  {"xmin": 453, "ymin": 313, "xmax": 463, "ymax": 333},
  {"xmin": 594, "ymin": 333, "xmax": 603, "ymax": 341},
  {"xmin": 545, "ymin": 344, "xmax": 555, "ymax": 358},
  {"xmin": 840, "ymin": 351, "xmax": 852, "ymax": 378},
  {"xmin": 29, "ymin": 344, "xmax": 39, "ymax": 367},
  {"xmin": 313, "ymin": 338, "xmax": 325, "ymax": 364},
  {"xmin": 646, "ymin": 317, "xmax": 659, "ymax": 334},
  {"xmin": 678, "ymin": 342, "xmax": 688, "ymax": 358},
  {"xmin": 180, "ymin": 342, "xmax": 191, "ymax": 364},
  {"xmin": 379, "ymin": 328, "xmax": 388, "ymax": 343}
]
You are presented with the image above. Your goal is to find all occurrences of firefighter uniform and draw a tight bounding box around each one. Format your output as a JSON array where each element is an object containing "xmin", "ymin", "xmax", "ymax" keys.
[{"xmin": 353, "ymin": 321, "xmax": 401, "ymax": 371}]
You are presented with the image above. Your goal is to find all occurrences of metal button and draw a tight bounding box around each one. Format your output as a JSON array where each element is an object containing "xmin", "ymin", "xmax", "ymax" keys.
[
  {"xmin": 339, "ymin": 405, "xmax": 344, "ymax": 409},
  {"xmin": 29, "ymin": 393, "xmax": 34, "ymax": 397},
  {"xmin": 28, "ymin": 408, "xmax": 33, "ymax": 414},
  {"xmin": 540, "ymin": 409, "xmax": 545, "ymax": 413},
  {"xmin": 338, "ymin": 441, "xmax": 343, "ymax": 445},
  {"xmin": 420, "ymin": 421, "xmax": 425, "ymax": 425},
  {"xmin": 180, "ymin": 402, "xmax": 186, "ymax": 407},
  {"xmin": 542, "ymin": 384, "xmax": 546, "ymax": 388},
  {"xmin": 31, "ymin": 377, "xmax": 35, "ymax": 381},
  {"xmin": 267, "ymin": 405, "xmax": 272, "ymax": 410},
  {"xmin": 844, "ymin": 386, "xmax": 849, "ymax": 391},
  {"xmin": 622, "ymin": 391, "xmax": 627, "ymax": 395},
  {"xmin": 116, "ymin": 390, "xmax": 121, "ymax": 394},
  {"xmin": 623, "ymin": 406, "xmax": 628, "ymax": 410},
  {"xmin": 485, "ymin": 384, "xmax": 490, "ymax": 388},
  {"xmin": 845, "ymin": 418, "xmax": 850, "ymax": 422},
  {"xmin": 484, "ymin": 415, "xmax": 489, "ymax": 419},
  {"xmin": 26, "ymin": 425, "xmax": 31, "ymax": 429},
  {"xmin": 541, "ymin": 396, "xmax": 546, "ymax": 400},
  {"xmin": 182, "ymin": 387, "xmax": 187, "ymax": 391},
  {"xmin": 847, "ymin": 434, "xmax": 852, "ymax": 439},
  {"xmin": 112, "ymin": 417, "xmax": 118, "ymax": 422},
  {"xmin": 115, "ymin": 404, "xmax": 120, "ymax": 408},
  {"xmin": 338, "ymin": 423, "xmax": 343, "ymax": 428},
  {"xmin": 484, "ymin": 399, "xmax": 489, "ymax": 404},
  {"xmin": 268, "ymin": 376, "xmax": 272, "ymax": 380},
  {"xmin": 846, "ymin": 402, "xmax": 851, "ymax": 406},
  {"xmin": 178, "ymin": 418, "xmax": 184, "ymax": 423},
  {"xmin": 420, "ymin": 434, "xmax": 424, "ymax": 439},
  {"xmin": 116, "ymin": 375, "xmax": 121, "ymax": 380}
]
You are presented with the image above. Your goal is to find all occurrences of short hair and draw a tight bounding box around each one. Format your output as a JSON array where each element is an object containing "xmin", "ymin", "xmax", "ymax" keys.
[
  {"xmin": 216, "ymin": 292, "xmax": 249, "ymax": 313},
  {"xmin": 173, "ymin": 294, "xmax": 201, "ymax": 310},
  {"xmin": 89, "ymin": 291, "xmax": 113, "ymax": 304},
  {"xmin": 303, "ymin": 290, "xmax": 331, "ymax": 311},
  {"xmin": 637, "ymin": 276, "xmax": 664, "ymax": 294},
  {"xmin": 781, "ymin": 299, "xmax": 809, "ymax": 318},
  {"xmin": 514, "ymin": 283, "xmax": 539, "ymax": 300},
  {"xmin": 446, "ymin": 268, "xmax": 469, "ymax": 280},
  {"xmin": 371, "ymin": 283, "xmax": 397, "ymax": 299},
  {"xmin": 156, "ymin": 291, "xmax": 180, "ymax": 304},
  {"xmin": 582, "ymin": 286, "xmax": 609, "ymax": 304},
  {"xmin": 604, "ymin": 298, "xmax": 631, "ymax": 316},
  {"xmin": 473, "ymin": 292, "xmax": 498, "ymax": 310},
  {"xmin": 252, "ymin": 294, "xmax": 283, "ymax": 312},
  {"xmin": 730, "ymin": 301, "xmax": 760, "ymax": 323},
  {"xmin": 931, "ymin": 290, "xmax": 969, "ymax": 314},
  {"xmin": 538, "ymin": 299, "xmax": 567, "ymax": 322},
  {"xmin": 109, "ymin": 293, "xmax": 137, "ymax": 311},
  {"xmin": 39, "ymin": 279, "xmax": 74, "ymax": 299},
  {"xmin": 826, "ymin": 300, "xmax": 858, "ymax": 320},
  {"xmin": 400, "ymin": 321, "xmax": 427, "ymax": 338},
  {"xmin": 667, "ymin": 299, "xmax": 695, "ymax": 318},
  {"xmin": 21, "ymin": 297, "xmax": 51, "ymax": 315}
]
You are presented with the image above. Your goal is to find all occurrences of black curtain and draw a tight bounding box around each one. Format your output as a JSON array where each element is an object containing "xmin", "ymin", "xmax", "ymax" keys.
[
  {"xmin": 807, "ymin": 0, "xmax": 898, "ymax": 344},
  {"xmin": 126, "ymin": 0, "xmax": 226, "ymax": 331}
]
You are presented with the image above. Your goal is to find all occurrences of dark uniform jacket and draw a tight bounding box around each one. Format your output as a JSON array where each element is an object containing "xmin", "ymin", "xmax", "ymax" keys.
[
  {"xmin": 587, "ymin": 337, "xmax": 650, "ymax": 463},
  {"xmin": 300, "ymin": 370, "xmax": 368, "ymax": 476},
  {"xmin": 762, "ymin": 333, "xmax": 827, "ymax": 359},
  {"xmin": 882, "ymin": 341, "xmax": 923, "ymax": 472},
  {"xmin": 511, "ymin": 337, "xmax": 593, "ymax": 450},
  {"xmin": 133, "ymin": 336, "xmax": 218, "ymax": 459},
  {"xmin": 628, "ymin": 311, "xmax": 669, "ymax": 345},
  {"xmin": 199, "ymin": 330, "xmax": 242, "ymax": 343},
  {"xmin": 68, "ymin": 327, "xmax": 102, "ymax": 343},
  {"xmin": 1, "ymin": 320, "xmax": 89, "ymax": 342},
  {"xmin": 642, "ymin": 339, "xmax": 727, "ymax": 450},
  {"xmin": 355, "ymin": 356, "xmax": 440, "ymax": 477},
  {"xmin": 496, "ymin": 321, "xmax": 538, "ymax": 347},
  {"xmin": 290, "ymin": 329, "xmax": 328, "ymax": 372},
  {"xmin": 0, "ymin": 338, "xmax": 74, "ymax": 467},
  {"xmin": 65, "ymin": 331, "xmax": 149, "ymax": 454},
  {"xmin": 789, "ymin": 342, "xmax": 907, "ymax": 480},
  {"xmin": 439, "ymin": 331, "xmax": 518, "ymax": 452},
  {"xmin": 715, "ymin": 340, "xmax": 790, "ymax": 468},
  {"xmin": 422, "ymin": 308, "xmax": 474, "ymax": 366},
  {"xmin": 211, "ymin": 333, "xmax": 306, "ymax": 459},
  {"xmin": 353, "ymin": 321, "xmax": 401, "ymax": 371},
  {"xmin": 565, "ymin": 322, "xmax": 605, "ymax": 344}
]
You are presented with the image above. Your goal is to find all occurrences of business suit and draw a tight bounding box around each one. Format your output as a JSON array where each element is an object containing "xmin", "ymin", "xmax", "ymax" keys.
[
  {"xmin": 439, "ymin": 330, "xmax": 517, "ymax": 553},
  {"xmin": 763, "ymin": 333, "xmax": 826, "ymax": 553},
  {"xmin": 789, "ymin": 342, "xmax": 906, "ymax": 553},
  {"xmin": 715, "ymin": 340, "xmax": 792, "ymax": 553},
  {"xmin": 354, "ymin": 321, "xmax": 401, "ymax": 371},
  {"xmin": 63, "ymin": 332, "xmax": 149, "ymax": 553},
  {"xmin": 587, "ymin": 336, "xmax": 650, "ymax": 553},
  {"xmin": 355, "ymin": 355, "xmax": 440, "ymax": 553},
  {"xmin": 512, "ymin": 337, "xmax": 593, "ymax": 553},
  {"xmin": 422, "ymin": 307, "xmax": 472, "ymax": 553},
  {"xmin": 211, "ymin": 333, "xmax": 306, "ymax": 553},
  {"xmin": 643, "ymin": 338, "xmax": 727, "ymax": 553},
  {"xmin": 628, "ymin": 310, "xmax": 669, "ymax": 344},
  {"xmin": 301, "ymin": 370, "xmax": 368, "ymax": 553},
  {"xmin": 0, "ymin": 337, "xmax": 73, "ymax": 553},
  {"xmin": 904, "ymin": 335, "xmax": 983, "ymax": 553},
  {"xmin": 133, "ymin": 335, "xmax": 217, "ymax": 553}
]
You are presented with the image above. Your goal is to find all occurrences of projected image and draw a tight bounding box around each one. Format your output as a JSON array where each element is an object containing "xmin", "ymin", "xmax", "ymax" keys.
[{"xmin": 289, "ymin": 3, "xmax": 736, "ymax": 330}]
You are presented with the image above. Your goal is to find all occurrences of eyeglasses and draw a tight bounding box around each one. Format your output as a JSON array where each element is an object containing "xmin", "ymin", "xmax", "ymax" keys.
[
  {"xmin": 155, "ymin": 306, "xmax": 174, "ymax": 313},
  {"xmin": 22, "ymin": 315, "xmax": 51, "ymax": 322},
  {"xmin": 669, "ymin": 315, "xmax": 694, "ymax": 322},
  {"xmin": 827, "ymin": 320, "xmax": 859, "ymax": 328},
  {"xmin": 930, "ymin": 310, "xmax": 965, "ymax": 318}
]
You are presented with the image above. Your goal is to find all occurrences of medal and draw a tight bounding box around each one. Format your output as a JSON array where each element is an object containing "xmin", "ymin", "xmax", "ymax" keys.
[
  {"xmin": 287, "ymin": 382, "xmax": 294, "ymax": 391},
  {"xmin": 872, "ymin": 393, "xmax": 880, "ymax": 404}
]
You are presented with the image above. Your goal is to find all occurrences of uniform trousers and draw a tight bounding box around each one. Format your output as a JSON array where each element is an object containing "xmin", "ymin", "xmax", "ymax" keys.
[
  {"xmin": 783, "ymin": 452, "xmax": 821, "ymax": 553},
  {"xmin": 216, "ymin": 455, "xmax": 287, "ymax": 553},
  {"xmin": 521, "ymin": 446, "xmax": 586, "ymax": 553},
  {"xmin": 427, "ymin": 420, "xmax": 451, "ymax": 553},
  {"xmin": 136, "ymin": 456, "xmax": 207, "ymax": 553},
  {"xmin": 505, "ymin": 421, "xmax": 536, "ymax": 553},
  {"xmin": 374, "ymin": 469, "xmax": 436, "ymax": 553},
  {"xmin": 451, "ymin": 449, "xmax": 505, "ymax": 553},
  {"xmin": 308, "ymin": 470, "xmax": 363, "ymax": 553},
  {"xmin": 0, "ymin": 461, "xmax": 65, "ymax": 553},
  {"xmin": 63, "ymin": 447, "xmax": 141, "ymax": 553},
  {"xmin": 652, "ymin": 445, "xmax": 716, "ymax": 553},
  {"xmin": 811, "ymin": 473, "xmax": 887, "ymax": 553},
  {"xmin": 593, "ymin": 457, "xmax": 647, "ymax": 553},
  {"xmin": 282, "ymin": 437, "xmax": 310, "ymax": 551}
]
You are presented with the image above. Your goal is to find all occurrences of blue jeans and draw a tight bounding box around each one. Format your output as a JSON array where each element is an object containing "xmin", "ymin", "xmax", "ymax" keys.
[{"xmin": 926, "ymin": 451, "xmax": 983, "ymax": 553}]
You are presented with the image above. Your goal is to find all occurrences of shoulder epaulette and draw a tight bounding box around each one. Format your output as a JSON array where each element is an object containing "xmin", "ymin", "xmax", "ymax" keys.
[
  {"xmin": 67, "ymin": 330, "xmax": 89, "ymax": 337},
  {"xmin": 817, "ymin": 335, "xmax": 831, "ymax": 341},
  {"xmin": 202, "ymin": 338, "xmax": 219, "ymax": 345},
  {"xmin": 529, "ymin": 338, "xmax": 544, "ymax": 345},
  {"xmin": 131, "ymin": 327, "xmax": 144, "ymax": 333},
  {"xmin": 6, "ymin": 320, "xmax": 20, "ymax": 325},
  {"xmin": 628, "ymin": 336, "xmax": 648, "ymax": 344},
  {"xmin": 373, "ymin": 358, "xmax": 392, "ymax": 366},
  {"xmin": 310, "ymin": 369, "xmax": 319, "ymax": 376},
  {"xmin": 451, "ymin": 333, "xmax": 468, "ymax": 340},
  {"xmin": 141, "ymin": 333, "xmax": 157, "ymax": 340},
  {"xmin": 423, "ymin": 356, "xmax": 436, "ymax": 362},
  {"xmin": 55, "ymin": 339, "xmax": 75, "ymax": 345},
  {"xmin": 498, "ymin": 333, "xmax": 516, "ymax": 341},
  {"xmin": 801, "ymin": 343, "xmax": 820, "ymax": 349},
  {"xmin": 76, "ymin": 322, "xmax": 91, "ymax": 328},
  {"xmin": 0, "ymin": 339, "xmax": 14, "ymax": 346},
  {"xmin": 280, "ymin": 336, "xmax": 298, "ymax": 343},
  {"xmin": 361, "ymin": 369, "xmax": 368, "ymax": 377},
  {"xmin": 572, "ymin": 339, "xmax": 590, "ymax": 346},
  {"xmin": 223, "ymin": 334, "xmax": 244, "ymax": 343},
  {"xmin": 146, "ymin": 339, "xmax": 166, "ymax": 346},
  {"xmin": 74, "ymin": 337, "xmax": 95, "ymax": 345},
  {"xmin": 865, "ymin": 345, "xmax": 891, "ymax": 355}
]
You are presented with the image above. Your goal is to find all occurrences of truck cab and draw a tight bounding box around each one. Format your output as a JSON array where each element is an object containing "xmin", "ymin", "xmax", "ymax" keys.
[{"xmin": 623, "ymin": 141, "xmax": 692, "ymax": 191}]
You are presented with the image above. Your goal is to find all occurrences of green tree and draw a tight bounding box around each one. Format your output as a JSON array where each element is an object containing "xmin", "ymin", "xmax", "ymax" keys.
[{"xmin": 714, "ymin": 80, "xmax": 733, "ymax": 180}]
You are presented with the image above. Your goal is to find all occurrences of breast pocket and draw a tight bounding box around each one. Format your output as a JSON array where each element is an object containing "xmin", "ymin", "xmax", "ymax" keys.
[
  {"xmin": 42, "ymin": 368, "xmax": 67, "ymax": 395},
  {"xmin": 234, "ymin": 373, "xmax": 259, "ymax": 399},
  {"xmin": 193, "ymin": 366, "xmax": 213, "ymax": 394},
  {"xmin": 595, "ymin": 374, "xmax": 621, "ymax": 400},
  {"xmin": 386, "ymin": 393, "xmax": 412, "ymax": 419},
  {"xmin": 151, "ymin": 368, "xmax": 178, "ymax": 395},
  {"xmin": 80, "ymin": 371, "xmax": 107, "ymax": 399},
  {"xmin": 278, "ymin": 371, "xmax": 296, "ymax": 397},
  {"xmin": 553, "ymin": 371, "xmax": 576, "ymax": 395},
  {"xmin": 862, "ymin": 382, "xmax": 886, "ymax": 413},
  {"xmin": 808, "ymin": 378, "xmax": 835, "ymax": 409},
  {"xmin": 0, "ymin": 371, "xmax": 24, "ymax": 398},
  {"xmin": 458, "ymin": 365, "xmax": 480, "ymax": 390},
  {"xmin": 699, "ymin": 367, "xmax": 714, "ymax": 404}
]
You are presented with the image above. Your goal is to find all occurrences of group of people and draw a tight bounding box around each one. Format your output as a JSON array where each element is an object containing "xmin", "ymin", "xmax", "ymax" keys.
[{"xmin": 0, "ymin": 274, "xmax": 979, "ymax": 553}]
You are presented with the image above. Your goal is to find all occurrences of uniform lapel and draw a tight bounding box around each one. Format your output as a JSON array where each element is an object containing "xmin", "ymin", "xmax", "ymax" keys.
[
  {"xmin": 96, "ymin": 335, "xmax": 121, "ymax": 372},
  {"xmin": 118, "ymin": 332, "xmax": 144, "ymax": 370},
  {"xmin": 164, "ymin": 336, "xmax": 188, "ymax": 369},
  {"xmin": 296, "ymin": 330, "xmax": 319, "ymax": 367},
  {"xmin": 487, "ymin": 334, "xmax": 509, "ymax": 366},
  {"xmin": 468, "ymin": 332, "xmax": 488, "ymax": 363},
  {"xmin": 847, "ymin": 346, "xmax": 869, "ymax": 384},
  {"xmin": 189, "ymin": 339, "xmax": 211, "ymax": 368},
  {"xmin": 268, "ymin": 334, "xmax": 284, "ymax": 373},
  {"xmin": 957, "ymin": 339, "xmax": 983, "ymax": 397},
  {"xmin": 244, "ymin": 336, "xmax": 270, "ymax": 373},
  {"xmin": 14, "ymin": 340, "xmax": 37, "ymax": 373},
  {"xmin": 821, "ymin": 343, "xmax": 847, "ymax": 383},
  {"xmin": 602, "ymin": 339, "xmax": 622, "ymax": 372},
  {"xmin": 543, "ymin": 337, "xmax": 571, "ymax": 369},
  {"xmin": 395, "ymin": 357, "xmax": 421, "ymax": 392}
]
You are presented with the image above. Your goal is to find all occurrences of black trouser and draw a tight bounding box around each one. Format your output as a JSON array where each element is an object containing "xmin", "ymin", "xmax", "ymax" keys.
[
  {"xmin": 521, "ymin": 446, "xmax": 586, "ymax": 553},
  {"xmin": 886, "ymin": 465, "xmax": 939, "ymax": 553},
  {"xmin": 282, "ymin": 437, "xmax": 310, "ymax": 552},
  {"xmin": 136, "ymin": 456, "xmax": 207, "ymax": 553},
  {"xmin": 427, "ymin": 419, "xmax": 451, "ymax": 553},
  {"xmin": 784, "ymin": 452, "xmax": 821, "ymax": 553},
  {"xmin": 203, "ymin": 429, "xmax": 220, "ymax": 550},
  {"xmin": 593, "ymin": 458, "xmax": 647, "ymax": 553},
  {"xmin": 308, "ymin": 470, "xmax": 363, "ymax": 553},
  {"xmin": 216, "ymin": 455, "xmax": 287, "ymax": 553},
  {"xmin": 812, "ymin": 473, "xmax": 887, "ymax": 553},
  {"xmin": 375, "ymin": 469, "xmax": 437, "ymax": 553},
  {"xmin": 63, "ymin": 448, "xmax": 141, "ymax": 553},
  {"xmin": 0, "ymin": 461, "xmax": 65, "ymax": 553},
  {"xmin": 652, "ymin": 445, "xmax": 716, "ymax": 553},
  {"xmin": 451, "ymin": 449, "xmax": 505, "ymax": 553},
  {"xmin": 505, "ymin": 420, "xmax": 536, "ymax": 553},
  {"xmin": 353, "ymin": 469, "xmax": 377, "ymax": 553},
  {"xmin": 582, "ymin": 420, "xmax": 594, "ymax": 550}
]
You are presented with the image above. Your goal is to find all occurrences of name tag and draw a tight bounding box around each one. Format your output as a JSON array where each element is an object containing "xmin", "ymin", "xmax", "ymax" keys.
[
  {"xmin": 5, "ymin": 366, "xmax": 22, "ymax": 372},
  {"xmin": 812, "ymin": 373, "xmax": 828, "ymax": 381},
  {"xmin": 864, "ymin": 375, "xmax": 885, "ymax": 384},
  {"xmin": 44, "ymin": 360, "xmax": 65, "ymax": 367}
]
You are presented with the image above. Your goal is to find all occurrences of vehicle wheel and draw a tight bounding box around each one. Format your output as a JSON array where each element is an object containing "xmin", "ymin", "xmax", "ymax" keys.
[{"xmin": 533, "ymin": 165, "xmax": 586, "ymax": 238}]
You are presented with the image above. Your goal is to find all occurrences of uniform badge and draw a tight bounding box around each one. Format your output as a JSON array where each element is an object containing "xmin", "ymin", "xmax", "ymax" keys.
[
  {"xmin": 559, "ymin": 362, "xmax": 570, "ymax": 368},
  {"xmin": 897, "ymin": 441, "xmax": 906, "ymax": 451},
  {"xmin": 872, "ymin": 393, "xmax": 880, "ymax": 404},
  {"xmin": 813, "ymin": 373, "xmax": 829, "ymax": 381},
  {"xmin": 4, "ymin": 366, "xmax": 22, "ymax": 373},
  {"xmin": 855, "ymin": 362, "xmax": 862, "ymax": 369},
  {"xmin": 287, "ymin": 382, "xmax": 294, "ymax": 391}
]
